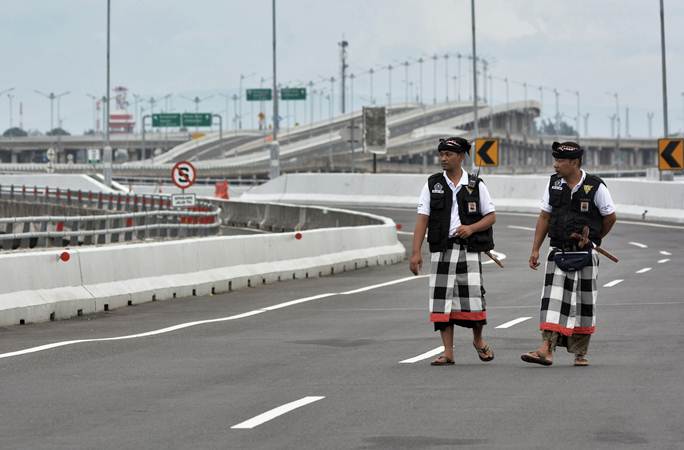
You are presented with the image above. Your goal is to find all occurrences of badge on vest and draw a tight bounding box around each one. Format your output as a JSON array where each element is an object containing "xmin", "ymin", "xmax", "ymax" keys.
[
  {"xmin": 551, "ymin": 179, "xmax": 563, "ymax": 191},
  {"xmin": 580, "ymin": 200, "xmax": 589, "ymax": 212},
  {"xmin": 468, "ymin": 201, "xmax": 477, "ymax": 213},
  {"xmin": 432, "ymin": 182, "xmax": 444, "ymax": 194},
  {"xmin": 583, "ymin": 184, "xmax": 593, "ymax": 194}
]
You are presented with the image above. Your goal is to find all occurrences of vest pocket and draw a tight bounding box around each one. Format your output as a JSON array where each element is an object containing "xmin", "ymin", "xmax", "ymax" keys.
[{"xmin": 430, "ymin": 194, "xmax": 445, "ymax": 210}]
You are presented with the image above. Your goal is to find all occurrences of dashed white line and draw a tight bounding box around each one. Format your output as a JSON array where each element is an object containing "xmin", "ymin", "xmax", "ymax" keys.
[
  {"xmin": 635, "ymin": 267, "xmax": 652, "ymax": 274},
  {"xmin": 495, "ymin": 317, "xmax": 532, "ymax": 329},
  {"xmin": 660, "ymin": 251, "xmax": 672, "ymax": 256},
  {"xmin": 628, "ymin": 242, "xmax": 648, "ymax": 248},
  {"xmin": 399, "ymin": 346, "xmax": 445, "ymax": 364},
  {"xmin": 507, "ymin": 225, "xmax": 535, "ymax": 232},
  {"xmin": 658, "ymin": 258, "xmax": 670, "ymax": 264},
  {"xmin": 231, "ymin": 396, "xmax": 325, "ymax": 429},
  {"xmin": 397, "ymin": 231, "xmax": 413, "ymax": 235},
  {"xmin": 603, "ymin": 279, "xmax": 624, "ymax": 288}
]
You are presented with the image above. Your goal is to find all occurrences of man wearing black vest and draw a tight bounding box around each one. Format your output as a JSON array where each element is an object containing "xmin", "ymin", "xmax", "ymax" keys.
[
  {"xmin": 522, "ymin": 141, "xmax": 617, "ymax": 367},
  {"xmin": 410, "ymin": 136, "xmax": 496, "ymax": 366}
]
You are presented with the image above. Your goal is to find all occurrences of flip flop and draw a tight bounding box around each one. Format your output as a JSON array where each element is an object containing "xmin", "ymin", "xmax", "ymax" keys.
[
  {"xmin": 521, "ymin": 351, "xmax": 553, "ymax": 366},
  {"xmin": 473, "ymin": 343, "xmax": 494, "ymax": 362},
  {"xmin": 574, "ymin": 355, "xmax": 589, "ymax": 366},
  {"xmin": 430, "ymin": 355, "xmax": 455, "ymax": 366}
]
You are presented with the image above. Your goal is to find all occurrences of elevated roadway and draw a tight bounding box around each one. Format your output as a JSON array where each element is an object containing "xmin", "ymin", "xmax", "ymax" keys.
[{"xmin": 0, "ymin": 208, "xmax": 681, "ymax": 449}]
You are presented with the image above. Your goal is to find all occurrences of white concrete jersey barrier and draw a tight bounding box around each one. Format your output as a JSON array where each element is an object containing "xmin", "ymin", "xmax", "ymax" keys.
[
  {"xmin": 242, "ymin": 173, "xmax": 684, "ymax": 223},
  {"xmin": 0, "ymin": 212, "xmax": 404, "ymax": 327}
]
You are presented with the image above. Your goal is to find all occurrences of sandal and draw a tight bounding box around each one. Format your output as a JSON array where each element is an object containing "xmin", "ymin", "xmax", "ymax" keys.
[
  {"xmin": 574, "ymin": 355, "xmax": 589, "ymax": 367},
  {"xmin": 521, "ymin": 351, "xmax": 553, "ymax": 366},
  {"xmin": 473, "ymin": 343, "xmax": 494, "ymax": 362},
  {"xmin": 430, "ymin": 355, "xmax": 455, "ymax": 366}
]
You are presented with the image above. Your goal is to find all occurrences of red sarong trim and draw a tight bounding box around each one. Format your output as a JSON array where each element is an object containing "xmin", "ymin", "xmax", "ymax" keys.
[
  {"xmin": 430, "ymin": 311, "xmax": 487, "ymax": 323},
  {"xmin": 540, "ymin": 322, "xmax": 595, "ymax": 336}
]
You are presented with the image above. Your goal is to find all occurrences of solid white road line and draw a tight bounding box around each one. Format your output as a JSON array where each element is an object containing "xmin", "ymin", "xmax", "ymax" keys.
[
  {"xmin": 397, "ymin": 230, "xmax": 413, "ymax": 235},
  {"xmin": 603, "ymin": 279, "xmax": 624, "ymax": 288},
  {"xmin": 636, "ymin": 267, "xmax": 652, "ymax": 274},
  {"xmin": 231, "ymin": 396, "xmax": 325, "ymax": 429},
  {"xmin": 658, "ymin": 258, "xmax": 670, "ymax": 264},
  {"xmin": 0, "ymin": 275, "xmax": 429, "ymax": 360},
  {"xmin": 495, "ymin": 317, "xmax": 532, "ymax": 329},
  {"xmin": 628, "ymin": 242, "xmax": 648, "ymax": 248},
  {"xmin": 507, "ymin": 225, "xmax": 535, "ymax": 232},
  {"xmin": 660, "ymin": 251, "xmax": 672, "ymax": 256},
  {"xmin": 399, "ymin": 346, "xmax": 445, "ymax": 364}
]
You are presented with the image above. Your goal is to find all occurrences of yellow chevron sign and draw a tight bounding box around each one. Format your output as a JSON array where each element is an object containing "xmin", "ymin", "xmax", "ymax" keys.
[
  {"xmin": 658, "ymin": 139, "xmax": 684, "ymax": 170},
  {"xmin": 474, "ymin": 138, "xmax": 499, "ymax": 167}
]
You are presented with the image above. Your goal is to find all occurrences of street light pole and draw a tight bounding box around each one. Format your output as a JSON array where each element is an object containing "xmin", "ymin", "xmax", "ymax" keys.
[
  {"xmin": 659, "ymin": 0, "xmax": 669, "ymax": 137},
  {"xmin": 104, "ymin": 0, "xmax": 112, "ymax": 186},
  {"xmin": 417, "ymin": 58, "xmax": 424, "ymax": 105},
  {"xmin": 444, "ymin": 53, "xmax": 449, "ymax": 102},
  {"xmin": 270, "ymin": 0, "xmax": 280, "ymax": 178},
  {"xmin": 470, "ymin": 0, "xmax": 479, "ymax": 170},
  {"xmin": 387, "ymin": 65, "xmax": 392, "ymax": 106},
  {"xmin": 432, "ymin": 54, "xmax": 438, "ymax": 105}
]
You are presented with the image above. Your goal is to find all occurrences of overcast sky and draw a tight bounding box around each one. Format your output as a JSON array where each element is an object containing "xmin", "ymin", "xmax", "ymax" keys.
[{"xmin": 1, "ymin": 0, "xmax": 683, "ymax": 137}]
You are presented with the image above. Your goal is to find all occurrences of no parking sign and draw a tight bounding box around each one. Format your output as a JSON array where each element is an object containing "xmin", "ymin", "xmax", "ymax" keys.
[{"xmin": 171, "ymin": 161, "xmax": 197, "ymax": 191}]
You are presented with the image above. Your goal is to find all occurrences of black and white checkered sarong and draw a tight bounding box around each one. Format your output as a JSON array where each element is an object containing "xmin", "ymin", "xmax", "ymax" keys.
[
  {"xmin": 429, "ymin": 243, "xmax": 486, "ymax": 323},
  {"xmin": 539, "ymin": 248, "xmax": 599, "ymax": 336}
]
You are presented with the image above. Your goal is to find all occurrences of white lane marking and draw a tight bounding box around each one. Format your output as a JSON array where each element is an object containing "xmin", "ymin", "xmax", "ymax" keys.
[
  {"xmin": 341, "ymin": 275, "xmax": 428, "ymax": 295},
  {"xmin": 399, "ymin": 346, "xmax": 445, "ymax": 364},
  {"xmin": 636, "ymin": 267, "xmax": 652, "ymax": 274},
  {"xmin": 507, "ymin": 225, "xmax": 535, "ymax": 232},
  {"xmin": 628, "ymin": 242, "xmax": 648, "ymax": 248},
  {"xmin": 617, "ymin": 220, "xmax": 684, "ymax": 230},
  {"xmin": 0, "ymin": 275, "xmax": 428, "ymax": 360},
  {"xmin": 482, "ymin": 250, "xmax": 507, "ymax": 265},
  {"xmin": 397, "ymin": 230, "xmax": 413, "ymax": 235},
  {"xmin": 660, "ymin": 251, "xmax": 672, "ymax": 256},
  {"xmin": 495, "ymin": 317, "xmax": 532, "ymax": 329},
  {"xmin": 231, "ymin": 396, "xmax": 325, "ymax": 429},
  {"xmin": 603, "ymin": 279, "xmax": 624, "ymax": 288},
  {"xmin": 658, "ymin": 258, "xmax": 670, "ymax": 264}
]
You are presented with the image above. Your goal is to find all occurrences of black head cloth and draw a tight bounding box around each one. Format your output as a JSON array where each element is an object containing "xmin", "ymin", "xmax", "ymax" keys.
[
  {"xmin": 552, "ymin": 141, "xmax": 584, "ymax": 159},
  {"xmin": 438, "ymin": 136, "xmax": 471, "ymax": 154}
]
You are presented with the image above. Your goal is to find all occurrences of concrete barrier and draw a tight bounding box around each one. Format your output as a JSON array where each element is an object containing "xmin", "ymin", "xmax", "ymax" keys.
[
  {"xmin": 242, "ymin": 173, "xmax": 684, "ymax": 223},
  {"xmin": 0, "ymin": 203, "xmax": 404, "ymax": 327}
]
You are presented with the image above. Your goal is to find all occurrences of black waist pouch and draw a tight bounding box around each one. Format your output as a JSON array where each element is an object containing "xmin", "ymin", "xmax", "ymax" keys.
[{"xmin": 553, "ymin": 250, "xmax": 592, "ymax": 272}]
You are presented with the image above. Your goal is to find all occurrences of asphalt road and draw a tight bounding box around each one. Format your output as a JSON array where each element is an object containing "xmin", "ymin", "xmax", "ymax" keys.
[{"xmin": 1, "ymin": 207, "xmax": 682, "ymax": 449}]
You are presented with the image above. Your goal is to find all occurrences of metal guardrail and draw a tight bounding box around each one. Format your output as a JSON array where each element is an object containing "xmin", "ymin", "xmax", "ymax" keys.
[{"xmin": 0, "ymin": 184, "xmax": 220, "ymax": 250}]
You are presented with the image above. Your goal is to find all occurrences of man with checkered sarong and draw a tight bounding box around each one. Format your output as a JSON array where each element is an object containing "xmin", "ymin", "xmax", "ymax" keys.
[
  {"xmin": 410, "ymin": 137, "xmax": 497, "ymax": 366},
  {"xmin": 522, "ymin": 141, "xmax": 617, "ymax": 367}
]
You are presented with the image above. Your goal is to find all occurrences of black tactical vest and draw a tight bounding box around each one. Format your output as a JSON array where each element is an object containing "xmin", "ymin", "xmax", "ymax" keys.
[
  {"xmin": 426, "ymin": 172, "xmax": 495, "ymax": 253},
  {"xmin": 547, "ymin": 172, "xmax": 605, "ymax": 248}
]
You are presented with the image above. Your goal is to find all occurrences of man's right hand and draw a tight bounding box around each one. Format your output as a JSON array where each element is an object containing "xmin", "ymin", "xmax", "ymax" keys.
[
  {"xmin": 529, "ymin": 250, "xmax": 541, "ymax": 270},
  {"xmin": 409, "ymin": 253, "xmax": 423, "ymax": 275}
]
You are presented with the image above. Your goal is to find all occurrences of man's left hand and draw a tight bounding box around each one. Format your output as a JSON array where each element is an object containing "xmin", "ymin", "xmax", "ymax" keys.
[{"xmin": 455, "ymin": 225, "xmax": 474, "ymax": 238}]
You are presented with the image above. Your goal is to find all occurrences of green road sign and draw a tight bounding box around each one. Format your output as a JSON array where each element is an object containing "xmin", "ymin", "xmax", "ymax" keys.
[
  {"xmin": 246, "ymin": 88, "xmax": 272, "ymax": 101},
  {"xmin": 281, "ymin": 87, "xmax": 306, "ymax": 100},
  {"xmin": 152, "ymin": 113, "xmax": 181, "ymax": 127},
  {"xmin": 182, "ymin": 113, "xmax": 212, "ymax": 127}
]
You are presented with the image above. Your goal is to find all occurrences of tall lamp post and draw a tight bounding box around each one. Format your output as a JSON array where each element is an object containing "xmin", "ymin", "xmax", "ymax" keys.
[
  {"xmin": 470, "ymin": 0, "xmax": 479, "ymax": 170},
  {"xmin": 34, "ymin": 90, "xmax": 70, "ymax": 132},
  {"xmin": 270, "ymin": 0, "xmax": 280, "ymax": 178}
]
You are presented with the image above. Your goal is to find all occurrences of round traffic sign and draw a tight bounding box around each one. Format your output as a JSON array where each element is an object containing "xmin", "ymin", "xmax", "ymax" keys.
[{"xmin": 171, "ymin": 161, "xmax": 197, "ymax": 190}]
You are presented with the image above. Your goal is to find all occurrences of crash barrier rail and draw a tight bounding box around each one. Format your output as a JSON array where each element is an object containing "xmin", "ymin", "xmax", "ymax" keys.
[
  {"xmin": 0, "ymin": 201, "xmax": 405, "ymax": 327},
  {"xmin": 207, "ymin": 198, "xmax": 385, "ymax": 232},
  {"xmin": 0, "ymin": 184, "xmax": 220, "ymax": 250}
]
